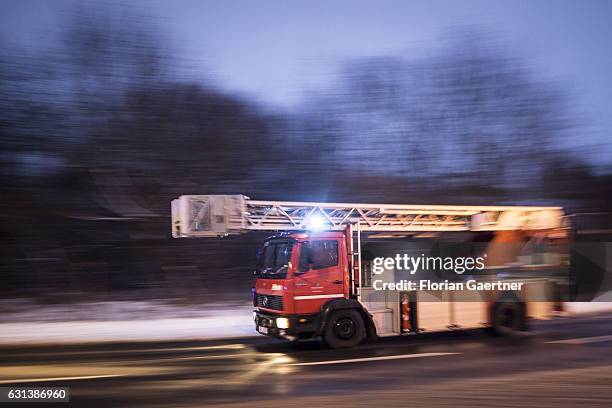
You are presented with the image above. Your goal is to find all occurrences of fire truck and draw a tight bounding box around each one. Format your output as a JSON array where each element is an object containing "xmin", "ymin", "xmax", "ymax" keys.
[{"xmin": 171, "ymin": 195, "xmax": 570, "ymax": 348}]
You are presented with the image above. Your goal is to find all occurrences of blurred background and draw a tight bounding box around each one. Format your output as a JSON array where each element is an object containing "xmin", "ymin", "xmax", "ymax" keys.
[
  {"xmin": 2, "ymin": 3, "xmax": 612, "ymax": 407},
  {"xmin": 1, "ymin": 0, "xmax": 611, "ymax": 309}
]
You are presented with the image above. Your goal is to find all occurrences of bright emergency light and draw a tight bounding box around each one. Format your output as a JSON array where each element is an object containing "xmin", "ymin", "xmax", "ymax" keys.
[{"xmin": 306, "ymin": 214, "xmax": 328, "ymax": 231}]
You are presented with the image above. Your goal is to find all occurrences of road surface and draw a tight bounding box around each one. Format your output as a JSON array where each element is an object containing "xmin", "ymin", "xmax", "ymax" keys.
[{"xmin": 2, "ymin": 314, "xmax": 612, "ymax": 407}]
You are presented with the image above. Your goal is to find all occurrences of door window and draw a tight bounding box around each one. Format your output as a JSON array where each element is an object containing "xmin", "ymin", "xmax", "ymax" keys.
[{"xmin": 299, "ymin": 240, "xmax": 338, "ymax": 271}]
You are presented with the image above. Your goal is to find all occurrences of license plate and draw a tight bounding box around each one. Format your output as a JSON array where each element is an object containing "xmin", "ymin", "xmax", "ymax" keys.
[{"xmin": 257, "ymin": 326, "xmax": 269, "ymax": 335}]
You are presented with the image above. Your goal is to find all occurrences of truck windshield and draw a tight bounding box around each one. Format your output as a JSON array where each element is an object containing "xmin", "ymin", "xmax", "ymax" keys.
[{"xmin": 256, "ymin": 240, "xmax": 294, "ymax": 279}]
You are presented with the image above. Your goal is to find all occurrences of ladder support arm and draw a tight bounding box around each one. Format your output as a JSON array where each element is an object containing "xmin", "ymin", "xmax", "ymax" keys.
[{"xmin": 171, "ymin": 195, "xmax": 566, "ymax": 238}]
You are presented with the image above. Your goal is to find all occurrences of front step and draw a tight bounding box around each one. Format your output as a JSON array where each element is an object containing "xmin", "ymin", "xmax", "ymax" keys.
[{"xmin": 368, "ymin": 308, "xmax": 396, "ymax": 336}]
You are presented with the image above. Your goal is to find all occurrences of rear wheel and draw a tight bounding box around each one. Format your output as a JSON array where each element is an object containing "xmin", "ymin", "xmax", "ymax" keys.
[
  {"xmin": 322, "ymin": 309, "xmax": 365, "ymax": 349},
  {"xmin": 490, "ymin": 301, "xmax": 525, "ymax": 336}
]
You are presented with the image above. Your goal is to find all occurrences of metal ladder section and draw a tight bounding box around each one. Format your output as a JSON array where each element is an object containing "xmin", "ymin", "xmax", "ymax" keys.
[
  {"xmin": 171, "ymin": 195, "xmax": 566, "ymax": 238},
  {"xmin": 348, "ymin": 222, "xmax": 395, "ymax": 333},
  {"xmin": 347, "ymin": 223, "xmax": 362, "ymax": 300}
]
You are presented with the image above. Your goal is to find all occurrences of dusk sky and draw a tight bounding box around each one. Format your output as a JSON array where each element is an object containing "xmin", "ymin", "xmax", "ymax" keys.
[{"xmin": 2, "ymin": 0, "xmax": 611, "ymax": 162}]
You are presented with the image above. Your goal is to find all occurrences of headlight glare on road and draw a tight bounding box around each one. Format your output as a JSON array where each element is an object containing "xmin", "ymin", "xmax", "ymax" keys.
[{"xmin": 276, "ymin": 317, "xmax": 290, "ymax": 329}]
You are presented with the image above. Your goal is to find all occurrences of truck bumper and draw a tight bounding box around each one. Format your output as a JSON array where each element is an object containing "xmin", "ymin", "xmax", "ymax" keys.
[{"xmin": 253, "ymin": 310, "xmax": 320, "ymax": 341}]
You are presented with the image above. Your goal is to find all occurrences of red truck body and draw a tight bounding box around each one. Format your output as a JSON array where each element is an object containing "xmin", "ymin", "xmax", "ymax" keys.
[{"xmin": 252, "ymin": 228, "xmax": 569, "ymax": 348}]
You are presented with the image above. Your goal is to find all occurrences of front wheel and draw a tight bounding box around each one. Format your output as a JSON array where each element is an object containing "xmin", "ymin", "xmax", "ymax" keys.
[{"xmin": 322, "ymin": 309, "xmax": 365, "ymax": 349}]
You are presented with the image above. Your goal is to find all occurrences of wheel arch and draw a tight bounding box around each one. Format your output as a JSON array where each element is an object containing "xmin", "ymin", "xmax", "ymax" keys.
[{"xmin": 316, "ymin": 298, "xmax": 377, "ymax": 339}]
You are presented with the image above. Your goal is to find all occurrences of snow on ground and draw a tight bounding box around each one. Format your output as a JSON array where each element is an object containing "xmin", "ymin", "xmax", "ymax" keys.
[
  {"xmin": 0, "ymin": 300, "xmax": 257, "ymax": 345},
  {"xmin": 0, "ymin": 300, "xmax": 611, "ymax": 345},
  {"xmin": 0, "ymin": 311, "xmax": 257, "ymax": 345}
]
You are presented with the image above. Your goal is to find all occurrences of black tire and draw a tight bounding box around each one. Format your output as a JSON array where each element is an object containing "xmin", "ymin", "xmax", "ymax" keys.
[
  {"xmin": 490, "ymin": 301, "xmax": 525, "ymax": 336},
  {"xmin": 322, "ymin": 309, "xmax": 365, "ymax": 349}
]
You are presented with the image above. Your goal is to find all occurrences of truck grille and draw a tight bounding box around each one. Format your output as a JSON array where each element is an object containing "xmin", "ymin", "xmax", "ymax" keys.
[{"xmin": 255, "ymin": 293, "xmax": 284, "ymax": 310}]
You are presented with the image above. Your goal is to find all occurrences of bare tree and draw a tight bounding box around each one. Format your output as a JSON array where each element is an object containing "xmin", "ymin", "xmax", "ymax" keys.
[{"xmin": 315, "ymin": 31, "xmax": 573, "ymax": 190}]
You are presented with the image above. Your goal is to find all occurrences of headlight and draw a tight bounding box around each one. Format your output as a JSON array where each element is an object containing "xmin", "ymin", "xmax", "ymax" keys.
[
  {"xmin": 276, "ymin": 317, "xmax": 290, "ymax": 329},
  {"xmin": 253, "ymin": 311, "xmax": 257, "ymax": 321}
]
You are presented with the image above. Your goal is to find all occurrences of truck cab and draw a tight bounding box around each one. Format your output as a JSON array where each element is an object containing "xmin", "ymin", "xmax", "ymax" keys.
[{"xmin": 253, "ymin": 231, "xmax": 360, "ymax": 345}]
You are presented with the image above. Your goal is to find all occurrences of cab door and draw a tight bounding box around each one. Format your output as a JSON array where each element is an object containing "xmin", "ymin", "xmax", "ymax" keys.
[{"xmin": 293, "ymin": 239, "xmax": 345, "ymax": 314}]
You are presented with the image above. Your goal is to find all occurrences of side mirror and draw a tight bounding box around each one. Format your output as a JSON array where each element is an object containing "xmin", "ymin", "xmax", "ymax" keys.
[
  {"xmin": 298, "ymin": 244, "xmax": 315, "ymax": 273},
  {"xmin": 276, "ymin": 264, "xmax": 289, "ymax": 274},
  {"xmin": 306, "ymin": 247, "xmax": 315, "ymax": 265}
]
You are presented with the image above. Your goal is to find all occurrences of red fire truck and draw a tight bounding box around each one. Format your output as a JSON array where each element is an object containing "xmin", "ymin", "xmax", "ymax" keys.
[{"xmin": 172, "ymin": 195, "xmax": 569, "ymax": 348}]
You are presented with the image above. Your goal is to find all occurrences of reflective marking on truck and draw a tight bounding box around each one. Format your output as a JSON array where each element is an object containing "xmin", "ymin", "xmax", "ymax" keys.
[{"xmin": 293, "ymin": 294, "xmax": 345, "ymax": 300}]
